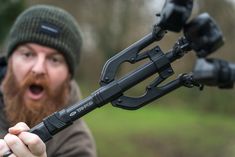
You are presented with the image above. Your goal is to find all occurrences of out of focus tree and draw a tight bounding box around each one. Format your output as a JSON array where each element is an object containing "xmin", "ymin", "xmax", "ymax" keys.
[{"xmin": 0, "ymin": 0, "xmax": 25, "ymax": 46}]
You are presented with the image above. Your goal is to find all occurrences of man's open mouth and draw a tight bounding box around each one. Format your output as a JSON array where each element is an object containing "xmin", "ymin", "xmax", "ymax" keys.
[
  {"xmin": 26, "ymin": 84, "xmax": 45, "ymax": 100},
  {"xmin": 29, "ymin": 84, "xmax": 44, "ymax": 95}
]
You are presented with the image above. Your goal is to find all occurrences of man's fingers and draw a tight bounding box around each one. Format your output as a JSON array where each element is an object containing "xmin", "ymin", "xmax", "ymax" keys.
[
  {"xmin": 13, "ymin": 122, "xmax": 30, "ymax": 130},
  {"xmin": 18, "ymin": 132, "xmax": 46, "ymax": 156},
  {"xmin": 0, "ymin": 140, "xmax": 16, "ymax": 157},
  {"xmin": 4, "ymin": 133, "xmax": 33, "ymax": 157},
  {"xmin": 8, "ymin": 122, "xmax": 30, "ymax": 135},
  {"xmin": 4, "ymin": 122, "xmax": 46, "ymax": 156},
  {"xmin": 0, "ymin": 139, "xmax": 10, "ymax": 156}
]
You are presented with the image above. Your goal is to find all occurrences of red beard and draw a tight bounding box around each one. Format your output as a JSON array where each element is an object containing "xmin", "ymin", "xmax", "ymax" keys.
[{"xmin": 1, "ymin": 62, "xmax": 70, "ymax": 128}]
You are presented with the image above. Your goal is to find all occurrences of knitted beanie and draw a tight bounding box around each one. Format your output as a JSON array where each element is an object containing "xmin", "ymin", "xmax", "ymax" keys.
[{"xmin": 6, "ymin": 5, "xmax": 83, "ymax": 77}]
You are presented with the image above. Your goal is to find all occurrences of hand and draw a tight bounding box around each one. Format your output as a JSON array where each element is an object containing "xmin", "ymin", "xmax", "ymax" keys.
[{"xmin": 0, "ymin": 122, "xmax": 47, "ymax": 157}]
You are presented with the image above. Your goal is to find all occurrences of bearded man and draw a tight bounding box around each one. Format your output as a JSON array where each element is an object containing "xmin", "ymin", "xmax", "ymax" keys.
[{"xmin": 0, "ymin": 5, "xmax": 97, "ymax": 157}]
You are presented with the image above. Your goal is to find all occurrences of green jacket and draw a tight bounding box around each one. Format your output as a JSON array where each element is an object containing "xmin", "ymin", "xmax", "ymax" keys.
[{"xmin": 0, "ymin": 80, "xmax": 97, "ymax": 157}]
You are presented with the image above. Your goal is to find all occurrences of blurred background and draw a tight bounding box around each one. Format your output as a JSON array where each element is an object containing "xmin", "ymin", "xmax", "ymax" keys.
[{"xmin": 1, "ymin": 0, "xmax": 235, "ymax": 157}]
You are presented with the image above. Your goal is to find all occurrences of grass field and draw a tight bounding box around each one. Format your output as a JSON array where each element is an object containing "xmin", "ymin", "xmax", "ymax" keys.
[{"xmin": 84, "ymin": 104, "xmax": 235, "ymax": 157}]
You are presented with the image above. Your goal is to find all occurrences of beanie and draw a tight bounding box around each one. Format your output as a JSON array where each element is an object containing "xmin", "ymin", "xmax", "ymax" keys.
[{"xmin": 5, "ymin": 5, "xmax": 83, "ymax": 77}]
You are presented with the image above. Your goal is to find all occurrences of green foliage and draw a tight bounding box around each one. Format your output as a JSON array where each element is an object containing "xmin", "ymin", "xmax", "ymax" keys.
[{"xmin": 0, "ymin": 0, "xmax": 25, "ymax": 45}]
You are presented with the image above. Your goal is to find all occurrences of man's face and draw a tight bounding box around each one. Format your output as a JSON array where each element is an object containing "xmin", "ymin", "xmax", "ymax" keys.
[
  {"xmin": 2, "ymin": 43, "xmax": 71, "ymax": 127},
  {"xmin": 12, "ymin": 43, "xmax": 70, "ymax": 100}
]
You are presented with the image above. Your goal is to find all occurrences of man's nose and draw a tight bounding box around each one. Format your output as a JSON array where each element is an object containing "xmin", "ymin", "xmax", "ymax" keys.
[{"xmin": 31, "ymin": 57, "xmax": 46, "ymax": 74}]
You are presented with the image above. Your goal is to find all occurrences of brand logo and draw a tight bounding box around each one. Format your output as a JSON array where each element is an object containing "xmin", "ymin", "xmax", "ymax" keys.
[{"xmin": 39, "ymin": 21, "xmax": 60, "ymax": 37}]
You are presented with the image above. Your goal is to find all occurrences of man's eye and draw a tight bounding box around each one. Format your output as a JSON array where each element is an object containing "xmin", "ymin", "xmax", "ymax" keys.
[
  {"xmin": 51, "ymin": 57, "xmax": 59, "ymax": 63},
  {"xmin": 23, "ymin": 52, "xmax": 33, "ymax": 58},
  {"xmin": 49, "ymin": 56, "xmax": 63, "ymax": 64}
]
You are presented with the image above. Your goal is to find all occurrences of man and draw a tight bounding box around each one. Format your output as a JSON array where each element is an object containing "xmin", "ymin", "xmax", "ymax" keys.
[{"xmin": 0, "ymin": 5, "xmax": 97, "ymax": 157}]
